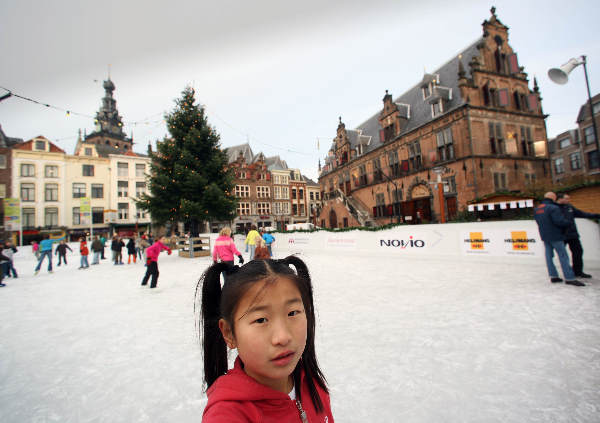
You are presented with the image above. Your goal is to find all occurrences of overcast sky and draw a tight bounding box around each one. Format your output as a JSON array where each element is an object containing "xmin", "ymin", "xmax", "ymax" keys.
[{"xmin": 2, "ymin": 0, "xmax": 600, "ymax": 180}]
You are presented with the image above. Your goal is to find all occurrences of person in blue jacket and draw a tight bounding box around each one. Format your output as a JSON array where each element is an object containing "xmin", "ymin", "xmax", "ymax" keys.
[
  {"xmin": 34, "ymin": 234, "xmax": 62, "ymax": 275},
  {"xmin": 556, "ymin": 193, "xmax": 600, "ymax": 279},
  {"xmin": 534, "ymin": 192, "xmax": 583, "ymax": 286},
  {"xmin": 260, "ymin": 228, "xmax": 275, "ymax": 257}
]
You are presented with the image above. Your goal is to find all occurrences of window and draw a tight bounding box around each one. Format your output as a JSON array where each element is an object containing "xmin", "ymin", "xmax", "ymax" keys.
[
  {"xmin": 235, "ymin": 185, "xmax": 250, "ymax": 198},
  {"xmin": 588, "ymin": 150, "xmax": 600, "ymax": 169},
  {"xmin": 422, "ymin": 84, "xmax": 431, "ymax": 99},
  {"xmin": 388, "ymin": 150, "xmax": 400, "ymax": 176},
  {"xmin": 380, "ymin": 124, "xmax": 395, "ymax": 142},
  {"xmin": 315, "ymin": 192, "xmax": 319, "ymax": 200},
  {"xmin": 118, "ymin": 181, "xmax": 128, "ymax": 197},
  {"xmin": 372, "ymin": 158, "xmax": 382, "ymax": 182},
  {"xmin": 358, "ymin": 164, "xmax": 367, "ymax": 186},
  {"xmin": 92, "ymin": 184, "xmax": 104, "ymax": 198},
  {"xmin": 256, "ymin": 186, "xmax": 270, "ymax": 198},
  {"xmin": 299, "ymin": 188, "xmax": 304, "ymax": 200},
  {"xmin": 0, "ymin": 184, "xmax": 4, "ymax": 198},
  {"xmin": 292, "ymin": 204, "xmax": 298, "ymax": 215},
  {"xmin": 136, "ymin": 163, "xmax": 145, "ymax": 177},
  {"xmin": 559, "ymin": 138, "xmax": 571, "ymax": 149},
  {"xmin": 309, "ymin": 192, "xmax": 314, "ymax": 201},
  {"xmin": 93, "ymin": 207, "xmax": 104, "ymax": 224},
  {"xmin": 85, "ymin": 148, "xmax": 93, "ymax": 156},
  {"xmin": 525, "ymin": 174, "xmax": 537, "ymax": 186},
  {"xmin": 493, "ymin": 172, "xmax": 507, "ymax": 190},
  {"xmin": 593, "ymin": 102, "xmax": 600, "ymax": 115},
  {"xmin": 237, "ymin": 202, "xmax": 250, "ymax": 215},
  {"xmin": 73, "ymin": 207, "xmax": 81, "ymax": 225},
  {"xmin": 23, "ymin": 208, "xmax": 35, "ymax": 228},
  {"xmin": 570, "ymin": 152, "xmax": 581, "ymax": 170},
  {"xmin": 431, "ymin": 100, "xmax": 443, "ymax": 117},
  {"xmin": 35, "ymin": 140, "xmax": 46, "ymax": 151},
  {"xmin": 45, "ymin": 183, "xmax": 58, "ymax": 201},
  {"xmin": 292, "ymin": 188, "xmax": 297, "ymax": 200},
  {"xmin": 374, "ymin": 193, "xmax": 386, "ymax": 217},
  {"xmin": 72, "ymin": 183, "xmax": 86, "ymax": 198},
  {"xmin": 82, "ymin": 164, "xmax": 94, "ymax": 176},
  {"xmin": 45, "ymin": 165, "xmax": 58, "ymax": 177},
  {"xmin": 21, "ymin": 183, "xmax": 35, "ymax": 201},
  {"xmin": 443, "ymin": 176, "xmax": 456, "ymax": 193},
  {"xmin": 117, "ymin": 162, "xmax": 128, "ymax": 177},
  {"xmin": 44, "ymin": 207, "xmax": 58, "ymax": 227},
  {"xmin": 238, "ymin": 171, "xmax": 247, "ymax": 179},
  {"xmin": 408, "ymin": 141, "xmax": 422, "ymax": 170},
  {"xmin": 118, "ymin": 203, "xmax": 129, "ymax": 220},
  {"xmin": 257, "ymin": 202, "xmax": 271, "ymax": 215},
  {"xmin": 0, "ymin": 154, "xmax": 6, "ymax": 169},
  {"xmin": 436, "ymin": 127, "xmax": 455, "ymax": 162},
  {"xmin": 554, "ymin": 157, "xmax": 565, "ymax": 174},
  {"xmin": 584, "ymin": 126, "xmax": 596, "ymax": 145},
  {"xmin": 280, "ymin": 175, "xmax": 288, "ymax": 185},
  {"xmin": 21, "ymin": 164, "xmax": 35, "ymax": 177},
  {"xmin": 520, "ymin": 126, "xmax": 533, "ymax": 156},
  {"xmin": 489, "ymin": 122, "xmax": 505, "ymax": 154},
  {"xmin": 136, "ymin": 207, "xmax": 148, "ymax": 219},
  {"xmin": 136, "ymin": 182, "xmax": 145, "ymax": 197}
]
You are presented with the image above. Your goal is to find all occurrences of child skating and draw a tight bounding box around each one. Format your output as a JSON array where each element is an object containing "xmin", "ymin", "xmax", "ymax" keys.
[
  {"xmin": 78, "ymin": 238, "xmax": 89, "ymax": 269},
  {"xmin": 198, "ymin": 256, "xmax": 333, "ymax": 422},
  {"xmin": 141, "ymin": 235, "xmax": 172, "ymax": 288},
  {"xmin": 55, "ymin": 240, "xmax": 73, "ymax": 267}
]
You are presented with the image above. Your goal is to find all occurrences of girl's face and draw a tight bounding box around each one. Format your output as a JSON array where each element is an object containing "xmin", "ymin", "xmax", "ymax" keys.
[{"xmin": 219, "ymin": 276, "xmax": 307, "ymax": 394}]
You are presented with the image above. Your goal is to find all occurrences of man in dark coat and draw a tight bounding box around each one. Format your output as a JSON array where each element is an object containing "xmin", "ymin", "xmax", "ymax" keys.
[
  {"xmin": 534, "ymin": 192, "xmax": 583, "ymax": 286},
  {"xmin": 55, "ymin": 240, "xmax": 73, "ymax": 266},
  {"xmin": 557, "ymin": 193, "xmax": 600, "ymax": 279}
]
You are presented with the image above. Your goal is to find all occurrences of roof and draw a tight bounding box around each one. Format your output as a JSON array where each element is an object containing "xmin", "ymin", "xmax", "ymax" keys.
[
  {"xmin": 303, "ymin": 176, "xmax": 319, "ymax": 186},
  {"xmin": 265, "ymin": 155, "xmax": 289, "ymax": 170},
  {"xmin": 15, "ymin": 136, "xmax": 65, "ymax": 153},
  {"xmin": 0, "ymin": 125, "xmax": 23, "ymax": 148},
  {"xmin": 576, "ymin": 93, "xmax": 600, "ymax": 123},
  {"xmin": 225, "ymin": 143, "xmax": 254, "ymax": 164}
]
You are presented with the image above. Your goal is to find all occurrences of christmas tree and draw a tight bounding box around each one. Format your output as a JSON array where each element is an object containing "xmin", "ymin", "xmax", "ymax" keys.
[{"xmin": 137, "ymin": 87, "xmax": 236, "ymax": 233}]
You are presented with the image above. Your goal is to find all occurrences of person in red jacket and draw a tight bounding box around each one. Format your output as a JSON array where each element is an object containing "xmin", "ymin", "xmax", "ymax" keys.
[
  {"xmin": 199, "ymin": 256, "xmax": 333, "ymax": 422},
  {"xmin": 141, "ymin": 235, "xmax": 172, "ymax": 288},
  {"xmin": 78, "ymin": 238, "xmax": 90, "ymax": 269}
]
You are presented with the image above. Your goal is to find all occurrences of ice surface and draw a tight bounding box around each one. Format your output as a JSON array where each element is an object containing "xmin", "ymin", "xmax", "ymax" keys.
[{"xmin": 1, "ymin": 243, "xmax": 599, "ymax": 422}]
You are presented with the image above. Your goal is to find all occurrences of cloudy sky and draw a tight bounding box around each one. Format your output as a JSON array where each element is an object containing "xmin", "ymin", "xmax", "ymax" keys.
[{"xmin": 2, "ymin": 0, "xmax": 600, "ymax": 180}]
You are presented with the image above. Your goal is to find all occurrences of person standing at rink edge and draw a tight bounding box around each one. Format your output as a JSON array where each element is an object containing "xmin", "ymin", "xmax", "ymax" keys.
[
  {"xmin": 556, "ymin": 193, "xmax": 600, "ymax": 279},
  {"xmin": 534, "ymin": 192, "xmax": 584, "ymax": 287},
  {"xmin": 141, "ymin": 235, "xmax": 172, "ymax": 289}
]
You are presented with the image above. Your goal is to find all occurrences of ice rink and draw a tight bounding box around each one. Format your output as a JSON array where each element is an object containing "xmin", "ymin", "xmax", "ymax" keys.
[{"xmin": 1, "ymin": 242, "xmax": 599, "ymax": 422}]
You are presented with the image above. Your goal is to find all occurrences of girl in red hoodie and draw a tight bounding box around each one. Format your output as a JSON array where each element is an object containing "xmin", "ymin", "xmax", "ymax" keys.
[{"xmin": 199, "ymin": 257, "xmax": 333, "ymax": 422}]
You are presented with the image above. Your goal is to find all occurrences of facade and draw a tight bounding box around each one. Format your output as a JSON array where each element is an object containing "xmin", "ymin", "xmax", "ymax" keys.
[
  {"xmin": 304, "ymin": 177, "xmax": 321, "ymax": 226},
  {"xmin": 289, "ymin": 169, "xmax": 308, "ymax": 224},
  {"xmin": 548, "ymin": 130, "xmax": 585, "ymax": 183},
  {"xmin": 318, "ymin": 8, "xmax": 550, "ymax": 228},
  {"xmin": 575, "ymin": 93, "xmax": 600, "ymax": 175},
  {"xmin": 0, "ymin": 125, "xmax": 23, "ymax": 230}
]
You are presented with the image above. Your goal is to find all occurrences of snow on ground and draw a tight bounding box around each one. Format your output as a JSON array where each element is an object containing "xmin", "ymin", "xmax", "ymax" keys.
[{"xmin": 1, "ymin": 243, "xmax": 599, "ymax": 422}]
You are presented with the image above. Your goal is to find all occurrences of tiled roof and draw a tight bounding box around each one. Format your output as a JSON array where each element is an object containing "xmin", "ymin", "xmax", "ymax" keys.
[{"xmin": 225, "ymin": 143, "xmax": 254, "ymax": 164}]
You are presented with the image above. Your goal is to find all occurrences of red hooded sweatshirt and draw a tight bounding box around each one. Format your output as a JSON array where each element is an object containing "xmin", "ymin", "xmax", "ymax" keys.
[{"xmin": 203, "ymin": 357, "xmax": 334, "ymax": 423}]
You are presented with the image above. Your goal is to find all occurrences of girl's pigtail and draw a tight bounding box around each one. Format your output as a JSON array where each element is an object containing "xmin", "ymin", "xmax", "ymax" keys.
[{"xmin": 200, "ymin": 262, "xmax": 230, "ymax": 388}]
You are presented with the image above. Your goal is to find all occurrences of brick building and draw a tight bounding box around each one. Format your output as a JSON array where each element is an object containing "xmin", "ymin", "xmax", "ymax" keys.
[
  {"xmin": 0, "ymin": 125, "xmax": 23, "ymax": 232},
  {"xmin": 318, "ymin": 8, "xmax": 551, "ymax": 228},
  {"xmin": 548, "ymin": 129, "xmax": 584, "ymax": 183},
  {"xmin": 575, "ymin": 93, "xmax": 600, "ymax": 174}
]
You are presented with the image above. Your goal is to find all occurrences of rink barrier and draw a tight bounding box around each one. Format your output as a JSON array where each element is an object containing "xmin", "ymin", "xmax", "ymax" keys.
[{"xmin": 203, "ymin": 219, "xmax": 600, "ymax": 266}]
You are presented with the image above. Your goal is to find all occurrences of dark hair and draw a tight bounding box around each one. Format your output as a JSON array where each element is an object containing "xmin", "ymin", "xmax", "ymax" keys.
[{"xmin": 196, "ymin": 256, "xmax": 328, "ymax": 412}]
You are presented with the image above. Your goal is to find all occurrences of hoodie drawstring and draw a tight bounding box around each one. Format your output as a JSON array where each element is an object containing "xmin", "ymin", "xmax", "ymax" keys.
[{"xmin": 296, "ymin": 399, "xmax": 308, "ymax": 422}]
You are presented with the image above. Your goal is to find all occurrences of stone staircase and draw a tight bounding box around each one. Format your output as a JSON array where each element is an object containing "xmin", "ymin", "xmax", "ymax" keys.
[{"xmin": 329, "ymin": 188, "xmax": 376, "ymax": 227}]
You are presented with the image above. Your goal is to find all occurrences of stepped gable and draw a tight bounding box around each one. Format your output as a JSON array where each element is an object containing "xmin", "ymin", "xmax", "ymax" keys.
[{"xmin": 225, "ymin": 143, "xmax": 254, "ymax": 164}]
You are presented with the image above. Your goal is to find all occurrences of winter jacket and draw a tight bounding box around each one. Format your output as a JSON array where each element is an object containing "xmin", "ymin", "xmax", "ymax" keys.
[
  {"xmin": 262, "ymin": 233, "xmax": 275, "ymax": 246},
  {"xmin": 2, "ymin": 246, "xmax": 17, "ymax": 260},
  {"xmin": 534, "ymin": 198, "xmax": 571, "ymax": 242},
  {"xmin": 0, "ymin": 251, "xmax": 9, "ymax": 263},
  {"xmin": 203, "ymin": 357, "xmax": 333, "ymax": 423},
  {"xmin": 55, "ymin": 243, "xmax": 72, "ymax": 256},
  {"xmin": 39, "ymin": 239, "xmax": 58, "ymax": 252},
  {"xmin": 558, "ymin": 204, "xmax": 600, "ymax": 240},
  {"xmin": 213, "ymin": 235, "xmax": 241, "ymax": 262},
  {"xmin": 111, "ymin": 240, "xmax": 124, "ymax": 252},
  {"xmin": 80, "ymin": 241, "xmax": 89, "ymax": 256},
  {"xmin": 126, "ymin": 239, "xmax": 136, "ymax": 255},
  {"xmin": 145, "ymin": 240, "xmax": 171, "ymax": 263},
  {"xmin": 32, "ymin": 243, "xmax": 39, "ymax": 252},
  {"xmin": 91, "ymin": 239, "xmax": 104, "ymax": 252},
  {"xmin": 244, "ymin": 230, "xmax": 261, "ymax": 246}
]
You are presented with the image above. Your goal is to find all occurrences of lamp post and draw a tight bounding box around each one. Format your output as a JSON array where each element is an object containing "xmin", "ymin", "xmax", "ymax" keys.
[
  {"xmin": 432, "ymin": 166, "xmax": 448, "ymax": 224},
  {"xmin": 548, "ymin": 56, "xmax": 600, "ymax": 166},
  {"xmin": 380, "ymin": 169, "xmax": 401, "ymax": 224}
]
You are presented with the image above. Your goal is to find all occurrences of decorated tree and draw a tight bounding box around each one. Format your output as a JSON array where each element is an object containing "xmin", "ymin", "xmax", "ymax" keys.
[{"xmin": 137, "ymin": 87, "xmax": 236, "ymax": 233}]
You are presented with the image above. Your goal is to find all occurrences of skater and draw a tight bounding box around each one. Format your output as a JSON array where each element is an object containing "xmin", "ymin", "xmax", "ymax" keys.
[
  {"xmin": 34, "ymin": 235, "xmax": 60, "ymax": 275},
  {"xmin": 534, "ymin": 192, "xmax": 583, "ymax": 286},
  {"xmin": 0, "ymin": 243, "xmax": 10, "ymax": 287},
  {"xmin": 212, "ymin": 227, "xmax": 244, "ymax": 268},
  {"xmin": 126, "ymin": 237, "xmax": 137, "ymax": 264},
  {"xmin": 111, "ymin": 236, "xmax": 125, "ymax": 265},
  {"xmin": 199, "ymin": 257, "xmax": 333, "ymax": 422},
  {"xmin": 244, "ymin": 225, "xmax": 261, "ymax": 260},
  {"xmin": 78, "ymin": 237, "xmax": 89, "ymax": 269},
  {"xmin": 2, "ymin": 240, "xmax": 18, "ymax": 278},
  {"xmin": 253, "ymin": 238, "xmax": 271, "ymax": 260},
  {"xmin": 141, "ymin": 235, "xmax": 172, "ymax": 288},
  {"xmin": 55, "ymin": 240, "xmax": 72, "ymax": 266},
  {"xmin": 261, "ymin": 228, "xmax": 275, "ymax": 257},
  {"xmin": 90, "ymin": 236, "xmax": 103, "ymax": 265},
  {"xmin": 32, "ymin": 241, "xmax": 40, "ymax": 259},
  {"xmin": 135, "ymin": 236, "xmax": 142, "ymax": 261},
  {"xmin": 100, "ymin": 234, "xmax": 107, "ymax": 260},
  {"xmin": 557, "ymin": 193, "xmax": 600, "ymax": 278}
]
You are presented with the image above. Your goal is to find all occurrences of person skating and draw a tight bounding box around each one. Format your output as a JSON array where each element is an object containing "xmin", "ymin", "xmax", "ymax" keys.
[
  {"xmin": 0, "ymin": 243, "xmax": 11, "ymax": 287},
  {"xmin": 31, "ymin": 241, "xmax": 40, "ymax": 260},
  {"xmin": 244, "ymin": 225, "xmax": 261, "ymax": 260},
  {"xmin": 55, "ymin": 240, "xmax": 73, "ymax": 267},
  {"xmin": 253, "ymin": 238, "xmax": 271, "ymax": 260},
  {"xmin": 126, "ymin": 237, "xmax": 137, "ymax": 264},
  {"xmin": 141, "ymin": 235, "xmax": 172, "ymax": 289},
  {"xmin": 534, "ymin": 192, "xmax": 583, "ymax": 286},
  {"xmin": 34, "ymin": 235, "xmax": 61, "ymax": 275},
  {"xmin": 78, "ymin": 238, "xmax": 89, "ymax": 269},
  {"xmin": 261, "ymin": 228, "xmax": 275, "ymax": 257},
  {"xmin": 111, "ymin": 236, "xmax": 125, "ymax": 265},
  {"xmin": 90, "ymin": 236, "xmax": 103, "ymax": 265},
  {"xmin": 212, "ymin": 227, "xmax": 244, "ymax": 268},
  {"xmin": 2, "ymin": 240, "xmax": 18, "ymax": 278},
  {"xmin": 100, "ymin": 234, "xmax": 107, "ymax": 260},
  {"xmin": 556, "ymin": 193, "xmax": 600, "ymax": 279}
]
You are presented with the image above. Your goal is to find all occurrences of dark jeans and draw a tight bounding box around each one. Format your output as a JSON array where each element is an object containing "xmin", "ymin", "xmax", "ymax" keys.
[
  {"xmin": 565, "ymin": 238, "xmax": 584, "ymax": 275},
  {"xmin": 141, "ymin": 261, "xmax": 159, "ymax": 288},
  {"xmin": 3, "ymin": 260, "xmax": 17, "ymax": 277},
  {"xmin": 35, "ymin": 250, "xmax": 53, "ymax": 272},
  {"xmin": 57, "ymin": 253, "xmax": 67, "ymax": 265}
]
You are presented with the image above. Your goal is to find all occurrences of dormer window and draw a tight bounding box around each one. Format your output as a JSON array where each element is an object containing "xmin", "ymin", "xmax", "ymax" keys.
[
  {"xmin": 431, "ymin": 99, "xmax": 443, "ymax": 117},
  {"xmin": 422, "ymin": 84, "xmax": 431, "ymax": 99},
  {"xmin": 357, "ymin": 145, "xmax": 363, "ymax": 156},
  {"xmin": 34, "ymin": 140, "xmax": 46, "ymax": 151},
  {"xmin": 85, "ymin": 148, "xmax": 93, "ymax": 156}
]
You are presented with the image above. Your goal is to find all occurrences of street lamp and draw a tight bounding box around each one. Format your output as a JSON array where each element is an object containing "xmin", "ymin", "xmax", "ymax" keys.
[
  {"xmin": 431, "ymin": 166, "xmax": 449, "ymax": 224},
  {"xmin": 548, "ymin": 56, "xmax": 600, "ymax": 166}
]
